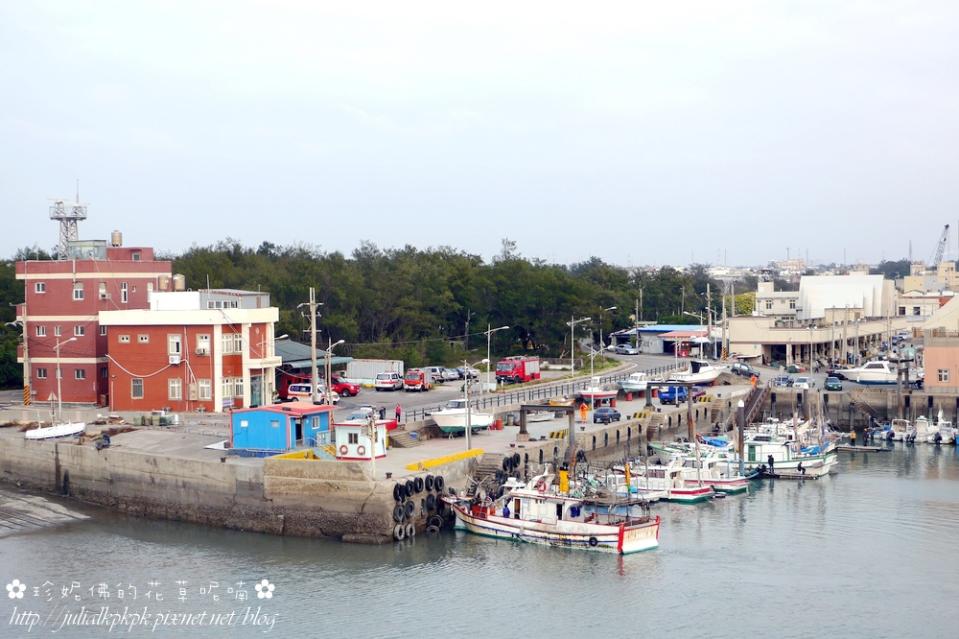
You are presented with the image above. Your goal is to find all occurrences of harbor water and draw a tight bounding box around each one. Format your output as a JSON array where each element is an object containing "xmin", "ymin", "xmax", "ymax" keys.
[{"xmin": 2, "ymin": 444, "xmax": 958, "ymax": 638}]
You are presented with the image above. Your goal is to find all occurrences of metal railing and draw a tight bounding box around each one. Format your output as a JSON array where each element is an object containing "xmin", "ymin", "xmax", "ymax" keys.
[{"xmin": 405, "ymin": 363, "xmax": 685, "ymax": 423}]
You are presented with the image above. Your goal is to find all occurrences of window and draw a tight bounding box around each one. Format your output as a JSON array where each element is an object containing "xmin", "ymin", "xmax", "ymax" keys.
[
  {"xmin": 270, "ymin": 419, "xmax": 280, "ymax": 429},
  {"xmin": 167, "ymin": 334, "xmax": 182, "ymax": 355},
  {"xmin": 131, "ymin": 378, "xmax": 144, "ymax": 399},
  {"xmin": 36, "ymin": 368, "xmax": 47, "ymax": 379},
  {"xmin": 74, "ymin": 325, "xmax": 85, "ymax": 337},
  {"xmin": 222, "ymin": 378, "xmax": 233, "ymax": 399},
  {"xmin": 168, "ymin": 378, "xmax": 182, "ymax": 400},
  {"xmin": 765, "ymin": 300, "xmax": 773, "ymax": 310},
  {"xmin": 100, "ymin": 326, "xmax": 107, "ymax": 336},
  {"xmin": 234, "ymin": 377, "xmax": 244, "ymax": 397},
  {"xmin": 132, "ymin": 252, "xmax": 141, "ymax": 262},
  {"xmin": 73, "ymin": 282, "xmax": 84, "ymax": 300},
  {"xmin": 913, "ymin": 307, "xmax": 921, "ymax": 316},
  {"xmin": 938, "ymin": 369, "xmax": 950, "ymax": 383},
  {"xmin": 54, "ymin": 326, "xmax": 61, "ymax": 337},
  {"xmin": 348, "ymin": 432, "xmax": 359, "ymax": 444},
  {"xmin": 198, "ymin": 379, "xmax": 212, "ymax": 400},
  {"xmin": 100, "ymin": 367, "xmax": 107, "ymax": 379},
  {"xmin": 196, "ymin": 334, "xmax": 210, "ymax": 354},
  {"xmin": 789, "ymin": 300, "xmax": 796, "ymax": 310},
  {"xmin": 239, "ymin": 420, "xmax": 249, "ymax": 429},
  {"xmin": 74, "ymin": 369, "xmax": 86, "ymax": 380},
  {"xmin": 899, "ymin": 306, "xmax": 906, "ymax": 316},
  {"xmin": 119, "ymin": 334, "xmax": 131, "ymax": 344},
  {"xmin": 98, "ymin": 282, "xmax": 107, "ymax": 299},
  {"xmin": 221, "ymin": 334, "xmax": 233, "ymax": 354},
  {"xmin": 233, "ymin": 333, "xmax": 243, "ymax": 352},
  {"xmin": 138, "ymin": 334, "xmax": 149, "ymax": 344},
  {"xmin": 121, "ymin": 282, "xmax": 128, "ymax": 304},
  {"xmin": 146, "ymin": 282, "xmax": 154, "ymax": 294},
  {"xmin": 34, "ymin": 282, "xmax": 46, "ymax": 294}
]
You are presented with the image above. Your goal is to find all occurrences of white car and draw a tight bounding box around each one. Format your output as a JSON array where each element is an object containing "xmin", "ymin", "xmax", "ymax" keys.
[
  {"xmin": 793, "ymin": 376, "xmax": 815, "ymax": 390},
  {"xmin": 441, "ymin": 368, "xmax": 460, "ymax": 382},
  {"xmin": 374, "ymin": 372, "xmax": 404, "ymax": 391},
  {"xmin": 286, "ymin": 383, "xmax": 340, "ymax": 404}
]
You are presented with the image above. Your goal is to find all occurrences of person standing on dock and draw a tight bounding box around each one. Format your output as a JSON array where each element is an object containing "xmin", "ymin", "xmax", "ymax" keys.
[{"xmin": 395, "ymin": 404, "xmax": 402, "ymax": 423}]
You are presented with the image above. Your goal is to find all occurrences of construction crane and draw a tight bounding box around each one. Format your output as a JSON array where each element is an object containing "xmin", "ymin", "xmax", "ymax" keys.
[{"xmin": 931, "ymin": 224, "xmax": 950, "ymax": 267}]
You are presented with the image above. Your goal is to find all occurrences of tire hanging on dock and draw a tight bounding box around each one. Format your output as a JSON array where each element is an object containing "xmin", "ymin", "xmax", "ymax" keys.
[
  {"xmin": 434, "ymin": 476, "xmax": 445, "ymax": 492},
  {"xmin": 405, "ymin": 480, "xmax": 415, "ymax": 496},
  {"xmin": 404, "ymin": 500, "xmax": 415, "ymax": 519},
  {"xmin": 426, "ymin": 525, "xmax": 440, "ymax": 536},
  {"xmin": 512, "ymin": 452, "xmax": 520, "ymax": 467},
  {"xmin": 502, "ymin": 457, "xmax": 511, "ymax": 471},
  {"xmin": 414, "ymin": 476, "xmax": 424, "ymax": 493},
  {"xmin": 393, "ymin": 504, "xmax": 405, "ymax": 522},
  {"xmin": 393, "ymin": 483, "xmax": 404, "ymax": 502},
  {"xmin": 393, "ymin": 524, "xmax": 406, "ymax": 541},
  {"xmin": 425, "ymin": 475, "xmax": 435, "ymax": 491},
  {"xmin": 405, "ymin": 523, "xmax": 416, "ymax": 538},
  {"xmin": 427, "ymin": 514, "xmax": 443, "ymax": 529},
  {"xmin": 425, "ymin": 493, "xmax": 437, "ymax": 512}
]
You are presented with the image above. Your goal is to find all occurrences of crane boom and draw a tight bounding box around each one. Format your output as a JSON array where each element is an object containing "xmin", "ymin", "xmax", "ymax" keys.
[{"xmin": 932, "ymin": 224, "xmax": 950, "ymax": 267}]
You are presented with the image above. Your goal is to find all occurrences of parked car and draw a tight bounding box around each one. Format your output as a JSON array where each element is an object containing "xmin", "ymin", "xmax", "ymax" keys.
[
  {"xmin": 731, "ymin": 362, "xmax": 758, "ymax": 377},
  {"xmin": 424, "ymin": 366, "xmax": 446, "ymax": 382},
  {"xmin": 374, "ymin": 372, "xmax": 403, "ymax": 391},
  {"xmin": 826, "ymin": 367, "xmax": 848, "ymax": 380},
  {"xmin": 441, "ymin": 368, "xmax": 460, "ymax": 382},
  {"xmin": 771, "ymin": 376, "xmax": 793, "ymax": 388},
  {"xmin": 329, "ymin": 376, "xmax": 360, "ymax": 397},
  {"xmin": 455, "ymin": 366, "xmax": 480, "ymax": 380},
  {"xmin": 593, "ymin": 407, "xmax": 622, "ymax": 424},
  {"xmin": 793, "ymin": 376, "xmax": 815, "ymax": 389},
  {"xmin": 613, "ymin": 344, "xmax": 640, "ymax": 355},
  {"xmin": 786, "ymin": 364, "xmax": 805, "ymax": 374},
  {"xmin": 824, "ymin": 376, "xmax": 843, "ymax": 391}
]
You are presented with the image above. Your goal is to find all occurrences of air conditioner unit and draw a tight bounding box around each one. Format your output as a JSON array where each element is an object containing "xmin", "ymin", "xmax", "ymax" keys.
[
  {"xmin": 195, "ymin": 347, "xmax": 209, "ymax": 356},
  {"xmin": 169, "ymin": 354, "xmax": 182, "ymax": 365}
]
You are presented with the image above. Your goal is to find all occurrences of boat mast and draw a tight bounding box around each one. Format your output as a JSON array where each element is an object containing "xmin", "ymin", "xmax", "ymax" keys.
[{"xmin": 687, "ymin": 384, "xmax": 703, "ymax": 487}]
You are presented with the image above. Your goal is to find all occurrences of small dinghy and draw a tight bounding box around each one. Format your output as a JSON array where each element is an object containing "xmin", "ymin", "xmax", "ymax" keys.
[{"xmin": 24, "ymin": 422, "xmax": 86, "ymax": 440}]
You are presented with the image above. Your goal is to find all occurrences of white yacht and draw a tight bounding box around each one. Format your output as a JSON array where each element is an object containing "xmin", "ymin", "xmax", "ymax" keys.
[
  {"xmin": 843, "ymin": 360, "xmax": 921, "ymax": 386},
  {"xmin": 671, "ymin": 359, "xmax": 726, "ymax": 386},
  {"xmin": 618, "ymin": 372, "xmax": 650, "ymax": 394}
]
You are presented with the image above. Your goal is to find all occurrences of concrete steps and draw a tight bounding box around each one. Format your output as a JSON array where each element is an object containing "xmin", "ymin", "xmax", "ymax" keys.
[{"xmin": 388, "ymin": 430, "xmax": 423, "ymax": 448}]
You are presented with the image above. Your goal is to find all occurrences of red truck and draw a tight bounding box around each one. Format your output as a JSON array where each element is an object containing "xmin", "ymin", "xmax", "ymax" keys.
[
  {"xmin": 277, "ymin": 371, "xmax": 360, "ymax": 400},
  {"xmin": 403, "ymin": 369, "xmax": 432, "ymax": 392},
  {"xmin": 495, "ymin": 356, "xmax": 541, "ymax": 383}
]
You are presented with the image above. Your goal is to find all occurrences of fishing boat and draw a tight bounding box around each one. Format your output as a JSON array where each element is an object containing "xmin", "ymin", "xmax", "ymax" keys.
[
  {"xmin": 678, "ymin": 456, "xmax": 749, "ymax": 494},
  {"xmin": 430, "ymin": 399, "xmax": 494, "ymax": 434},
  {"xmin": 23, "ymin": 421, "xmax": 86, "ymax": 440},
  {"xmin": 627, "ymin": 458, "xmax": 715, "ymax": 503},
  {"xmin": 444, "ymin": 469, "xmax": 662, "ymax": 554},
  {"xmin": 842, "ymin": 360, "xmax": 922, "ymax": 386},
  {"xmin": 890, "ymin": 419, "xmax": 913, "ymax": 442},
  {"xmin": 618, "ymin": 372, "xmax": 650, "ymax": 394},
  {"xmin": 923, "ymin": 410, "xmax": 956, "ymax": 444},
  {"xmin": 914, "ymin": 416, "xmax": 937, "ymax": 443},
  {"xmin": 670, "ymin": 359, "xmax": 726, "ymax": 386},
  {"xmin": 742, "ymin": 433, "xmax": 837, "ymax": 478}
]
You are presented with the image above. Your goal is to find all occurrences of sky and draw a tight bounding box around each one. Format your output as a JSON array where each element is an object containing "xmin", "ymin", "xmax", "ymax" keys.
[{"xmin": 2, "ymin": 1, "xmax": 958, "ymax": 267}]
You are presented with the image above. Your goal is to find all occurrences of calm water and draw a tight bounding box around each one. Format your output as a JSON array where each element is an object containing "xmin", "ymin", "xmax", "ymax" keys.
[{"xmin": 2, "ymin": 445, "xmax": 959, "ymax": 639}]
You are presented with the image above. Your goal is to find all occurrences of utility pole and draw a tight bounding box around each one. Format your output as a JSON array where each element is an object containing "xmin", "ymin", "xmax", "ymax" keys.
[
  {"xmin": 464, "ymin": 308, "xmax": 475, "ymax": 351},
  {"xmin": 721, "ymin": 283, "xmax": 727, "ymax": 360},
  {"xmin": 639, "ymin": 287, "xmax": 643, "ymax": 322},
  {"xmin": 706, "ymin": 282, "xmax": 712, "ymax": 358},
  {"xmin": 306, "ymin": 287, "xmax": 321, "ymax": 403}
]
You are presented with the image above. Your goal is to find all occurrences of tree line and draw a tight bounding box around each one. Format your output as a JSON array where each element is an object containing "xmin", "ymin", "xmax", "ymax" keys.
[{"xmin": 18, "ymin": 239, "xmax": 919, "ymax": 387}]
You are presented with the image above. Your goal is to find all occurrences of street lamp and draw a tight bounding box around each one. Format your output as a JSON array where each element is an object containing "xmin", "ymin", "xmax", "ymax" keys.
[
  {"xmin": 54, "ymin": 336, "xmax": 76, "ymax": 422},
  {"xmin": 598, "ymin": 306, "xmax": 617, "ymax": 359},
  {"xmin": 323, "ymin": 338, "xmax": 345, "ymax": 405},
  {"xmin": 682, "ymin": 310, "xmax": 705, "ymax": 324},
  {"xmin": 464, "ymin": 357, "xmax": 490, "ymax": 451},
  {"xmin": 567, "ymin": 315, "xmax": 592, "ymax": 377},
  {"xmin": 483, "ymin": 324, "xmax": 510, "ymax": 394}
]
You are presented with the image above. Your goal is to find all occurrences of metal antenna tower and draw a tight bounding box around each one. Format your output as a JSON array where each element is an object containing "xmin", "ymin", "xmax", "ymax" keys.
[{"xmin": 49, "ymin": 182, "xmax": 87, "ymax": 259}]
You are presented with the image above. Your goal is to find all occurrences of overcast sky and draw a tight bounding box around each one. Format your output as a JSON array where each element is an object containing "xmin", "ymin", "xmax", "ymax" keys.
[{"xmin": 2, "ymin": 1, "xmax": 958, "ymax": 266}]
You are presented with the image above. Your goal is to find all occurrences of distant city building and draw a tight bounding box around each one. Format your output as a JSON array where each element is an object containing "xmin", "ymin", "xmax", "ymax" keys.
[
  {"xmin": 795, "ymin": 274, "xmax": 896, "ymax": 321},
  {"xmin": 755, "ymin": 281, "xmax": 799, "ymax": 318},
  {"xmin": 903, "ymin": 261, "xmax": 959, "ymax": 293}
]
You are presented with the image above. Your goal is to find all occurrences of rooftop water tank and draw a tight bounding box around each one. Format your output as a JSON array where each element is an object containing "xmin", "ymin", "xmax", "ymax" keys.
[
  {"xmin": 110, "ymin": 230, "xmax": 122, "ymax": 247},
  {"xmin": 173, "ymin": 274, "xmax": 186, "ymax": 291}
]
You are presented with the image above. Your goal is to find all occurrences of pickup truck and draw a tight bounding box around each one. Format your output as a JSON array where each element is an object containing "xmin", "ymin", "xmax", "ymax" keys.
[{"xmin": 659, "ymin": 385, "xmax": 706, "ymax": 405}]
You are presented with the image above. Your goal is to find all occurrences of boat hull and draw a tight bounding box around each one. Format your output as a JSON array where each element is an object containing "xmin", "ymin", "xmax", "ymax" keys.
[
  {"xmin": 451, "ymin": 504, "xmax": 660, "ymax": 554},
  {"xmin": 24, "ymin": 422, "xmax": 86, "ymax": 440},
  {"xmin": 432, "ymin": 411, "xmax": 494, "ymax": 434}
]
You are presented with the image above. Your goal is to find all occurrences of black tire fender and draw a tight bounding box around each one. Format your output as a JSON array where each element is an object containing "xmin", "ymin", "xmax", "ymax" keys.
[{"xmin": 393, "ymin": 524, "xmax": 405, "ymax": 541}]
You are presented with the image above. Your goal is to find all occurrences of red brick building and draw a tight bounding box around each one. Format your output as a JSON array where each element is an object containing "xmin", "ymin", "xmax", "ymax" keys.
[
  {"xmin": 16, "ymin": 240, "xmax": 174, "ymax": 405},
  {"xmin": 100, "ymin": 290, "xmax": 281, "ymax": 412}
]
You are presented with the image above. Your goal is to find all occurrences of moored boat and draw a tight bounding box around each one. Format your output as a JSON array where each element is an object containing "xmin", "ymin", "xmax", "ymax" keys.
[
  {"xmin": 23, "ymin": 422, "xmax": 86, "ymax": 440},
  {"xmin": 444, "ymin": 469, "xmax": 661, "ymax": 554},
  {"xmin": 430, "ymin": 399, "xmax": 494, "ymax": 434}
]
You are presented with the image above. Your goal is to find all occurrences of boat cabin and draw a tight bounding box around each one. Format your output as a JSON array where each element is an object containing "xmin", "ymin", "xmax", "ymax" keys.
[{"xmin": 333, "ymin": 420, "xmax": 388, "ymax": 461}]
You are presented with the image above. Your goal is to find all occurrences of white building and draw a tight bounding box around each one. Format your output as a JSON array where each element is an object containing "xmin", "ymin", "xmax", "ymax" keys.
[{"xmin": 795, "ymin": 274, "xmax": 896, "ymax": 320}]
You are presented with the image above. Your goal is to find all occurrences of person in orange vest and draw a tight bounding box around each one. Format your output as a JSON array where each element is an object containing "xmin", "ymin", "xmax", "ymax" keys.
[
  {"xmin": 579, "ymin": 402, "xmax": 588, "ymax": 423},
  {"xmin": 750, "ymin": 375, "xmax": 758, "ymax": 388}
]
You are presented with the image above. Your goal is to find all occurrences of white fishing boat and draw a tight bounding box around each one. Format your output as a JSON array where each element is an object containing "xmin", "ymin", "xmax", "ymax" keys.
[
  {"xmin": 23, "ymin": 421, "xmax": 86, "ymax": 440},
  {"xmin": 678, "ymin": 455, "xmax": 749, "ymax": 494},
  {"xmin": 627, "ymin": 457, "xmax": 715, "ymax": 503},
  {"xmin": 444, "ymin": 469, "xmax": 662, "ymax": 554},
  {"xmin": 923, "ymin": 410, "xmax": 956, "ymax": 444},
  {"xmin": 576, "ymin": 377, "xmax": 618, "ymax": 403},
  {"xmin": 430, "ymin": 399, "xmax": 494, "ymax": 435},
  {"xmin": 525, "ymin": 410, "xmax": 555, "ymax": 423},
  {"xmin": 743, "ymin": 433, "xmax": 837, "ymax": 478},
  {"xmin": 671, "ymin": 359, "xmax": 725, "ymax": 386},
  {"xmin": 890, "ymin": 419, "xmax": 912, "ymax": 442},
  {"xmin": 842, "ymin": 360, "xmax": 921, "ymax": 386},
  {"xmin": 618, "ymin": 372, "xmax": 650, "ymax": 394},
  {"xmin": 914, "ymin": 416, "xmax": 936, "ymax": 443}
]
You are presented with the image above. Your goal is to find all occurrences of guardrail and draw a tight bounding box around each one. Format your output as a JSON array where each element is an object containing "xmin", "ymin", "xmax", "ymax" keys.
[{"xmin": 405, "ymin": 363, "xmax": 685, "ymax": 423}]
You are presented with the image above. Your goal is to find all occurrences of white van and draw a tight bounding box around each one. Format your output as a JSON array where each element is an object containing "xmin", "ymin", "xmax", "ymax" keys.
[
  {"xmin": 287, "ymin": 383, "xmax": 340, "ymax": 404},
  {"xmin": 424, "ymin": 366, "xmax": 446, "ymax": 382},
  {"xmin": 374, "ymin": 372, "xmax": 403, "ymax": 391}
]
